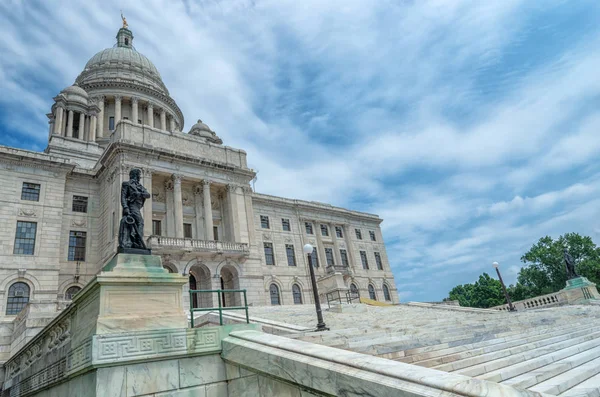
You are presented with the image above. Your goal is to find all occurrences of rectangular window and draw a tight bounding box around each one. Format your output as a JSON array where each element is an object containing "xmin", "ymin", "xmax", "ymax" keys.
[
  {"xmin": 14, "ymin": 221, "xmax": 37, "ymax": 255},
  {"xmin": 340, "ymin": 249, "xmax": 349, "ymax": 267},
  {"xmin": 184, "ymin": 223, "xmax": 193, "ymax": 238},
  {"xmin": 286, "ymin": 244, "xmax": 296, "ymax": 266},
  {"xmin": 68, "ymin": 231, "xmax": 87, "ymax": 261},
  {"xmin": 335, "ymin": 226, "xmax": 343, "ymax": 238},
  {"xmin": 72, "ymin": 195, "xmax": 88, "ymax": 213},
  {"xmin": 264, "ymin": 242, "xmax": 275, "ymax": 265},
  {"xmin": 310, "ymin": 248, "xmax": 319, "ymax": 268},
  {"xmin": 375, "ymin": 252, "xmax": 383, "ymax": 270},
  {"xmin": 321, "ymin": 224, "xmax": 329, "ymax": 237},
  {"xmin": 109, "ymin": 116, "xmax": 115, "ymax": 130},
  {"xmin": 213, "ymin": 226, "xmax": 219, "ymax": 241},
  {"xmin": 260, "ymin": 215, "xmax": 270, "ymax": 229},
  {"xmin": 325, "ymin": 248, "xmax": 335, "ymax": 266},
  {"xmin": 355, "ymin": 229, "xmax": 363, "ymax": 240},
  {"xmin": 282, "ymin": 218, "xmax": 291, "ymax": 231},
  {"xmin": 21, "ymin": 183, "xmax": 40, "ymax": 201},
  {"xmin": 370, "ymin": 231, "xmax": 377, "ymax": 241},
  {"xmin": 152, "ymin": 220, "xmax": 162, "ymax": 236},
  {"xmin": 360, "ymin": 251, "xmax": 369, "ymax": 270},
  {"xmin": 305, "ymin": 222, "xmax": 313, "ymax": 235}
]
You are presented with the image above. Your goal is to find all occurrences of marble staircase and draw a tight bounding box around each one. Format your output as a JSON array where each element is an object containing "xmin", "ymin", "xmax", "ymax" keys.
[{"xmin": 246, "ymin": 303, "xmax": 600, "ymax": 396}]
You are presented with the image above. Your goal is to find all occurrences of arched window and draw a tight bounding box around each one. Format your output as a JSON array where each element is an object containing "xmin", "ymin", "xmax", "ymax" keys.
[
  {"xmin": 383, "ymin": 284, "xmax": 391, "ymax": 301},
  {"xmin": 350, "ymin": 283, "xmax": 359, "ymax": 298},
  {"xmin": 292, "ymin": 284, "xmax": 302, "ymax": 304},
  {"xmin": 65, "ymin": 286, "xmax": 81, "ymax": 300},
  {"xmin": 368, "ymin": 284, "xmax": 377, "ymax": 301},
  {"xmin": 163, "ymin": 265, "xmax": 175, "ymax": 273},
  {"xmin": 269, "ymin": 284, "xmax": 281, "ymax": 305},
  {"xmin": 189, "ymin": 274, "xmax": 198, "ymax": 309},
  {"xmin": 6, "ymin": 282, "xmax": 30, "ymax": 315}
]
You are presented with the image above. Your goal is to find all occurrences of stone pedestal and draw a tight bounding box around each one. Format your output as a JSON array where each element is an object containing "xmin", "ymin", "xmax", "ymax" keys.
[
  {"xmin": 72, "ymin": 253, "xmax": 189, "ymax": 346},
  {"xmin": 561, "ymin": 276, "xmax": 600, "ymax": 304},
  {"xmin": 317, "ymin": 272, "xmax": 349, "ymax": 304}
]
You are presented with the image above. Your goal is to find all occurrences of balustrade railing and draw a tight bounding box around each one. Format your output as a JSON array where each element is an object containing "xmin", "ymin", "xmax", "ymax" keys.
[
  {"xmin": 147, "ymin": 235, "xmax": 249, "ymax": 254},
  {"xmin": 493, "ymin": 291, "xmax": 563, "ymax": 311}
]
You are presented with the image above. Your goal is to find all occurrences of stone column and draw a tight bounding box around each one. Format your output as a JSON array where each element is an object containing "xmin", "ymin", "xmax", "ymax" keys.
[
  {"xmin": 169, "ymin": 116, "xmax": 175, "ymax": 132},
  {"xmin": 226, "ymin": 184, "xmax": 240, "ymax": 242},
  {"xmin": 89, "ymin": 113, "xmax": 97, "ymax": 143},
  {"xmin": 331, "ymin": 223, "xmax": 342, "ymax": 267},
  {"xmin": 78, "ymin": 112, "xmax": 86, "ymax": 139},
  {"xmin": 194, "ymin": 185, "xmax": 205, "ymax": 240},
  {"xmin": 97, "ymin": 96, "xmax": 105, "ymax": 138},
  {"xmin": 202, "ymin": 180, "xmax": 214, "ymax": 240},
  {"xmin": 165, "ymin": 180, "xmax": 175, "ymax": 237},
  {"xmin": 48, "ymin": 119, "xmax": 54, "ymax": 138},
  {"xmin": 343, "ymin": 224, "xmax": 356, "ymax": 270},
  {"xmin": 172, "ymin": 174, "xmax": 184, "ymax": 238},
  {"xmin": 66, "ymin": 110, "xmax": 74, "ymax": 138},
  {"xmin": 314, "ymin": 220, "xmax": 327, "ymax": 271},
  {"xmin": 54, "ymin": 106, "xmax": 64, "ymax": 135},
  {"xmin": 131, "ymin": 97, "xmax": 139, "ymax": 124},
  {"xmin": 114, "ymin": 95, "xmax": 122, "ymax": 129},
  {"xmin": 84, "ymin": 115, "xmax": 90, "ymax": 140},
  {"xmin": 160, "ymin": 108, "xmax": 166, "ymax": 130},
  {"xmin": 147, "ymin": 102, "xmax": 154, "ymax": 128},
  {"xmin": 143, "ymin": 169, "xmax": 153, "ymax": 236}
]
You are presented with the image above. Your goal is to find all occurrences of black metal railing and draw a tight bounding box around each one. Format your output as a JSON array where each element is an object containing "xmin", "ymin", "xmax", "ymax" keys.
[
  {"xmin": 326, "ymin": 290, "xmax": 361, "ymax": 308},
  {"xmin": 189, "ymin": 289, "xmax": 249, "ymax": 327}
]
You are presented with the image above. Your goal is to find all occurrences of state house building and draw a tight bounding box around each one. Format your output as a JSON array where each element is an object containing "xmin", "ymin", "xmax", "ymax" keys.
[{"xmin": 0, "ymin": 24, "xmax": 399, "ymax": 358}]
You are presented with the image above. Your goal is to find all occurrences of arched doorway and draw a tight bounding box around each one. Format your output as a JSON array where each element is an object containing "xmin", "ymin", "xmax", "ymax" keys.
[
  {"xmin": 220, "ymin": 265, "xmax": 240, "ymax": 307},
  {"xmin": 189, "ymin": 264, "xmax": 212, "ymax": 308}
]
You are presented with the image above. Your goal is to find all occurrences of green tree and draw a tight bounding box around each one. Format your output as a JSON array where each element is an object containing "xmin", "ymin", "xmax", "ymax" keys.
[{"xmin": 448, "ymin": 273, "xmax": 505, "ymax": 308}]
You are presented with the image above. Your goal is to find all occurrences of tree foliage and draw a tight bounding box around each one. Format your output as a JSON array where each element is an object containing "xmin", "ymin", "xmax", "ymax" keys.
[{"xmin": 446, "ymin": 233, "xmax": 600, "ymax": 308}]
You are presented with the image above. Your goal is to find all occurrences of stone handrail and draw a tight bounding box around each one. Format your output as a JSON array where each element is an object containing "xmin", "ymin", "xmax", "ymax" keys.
[
  {"xmin": 146, "ymin": 235, "xmax": 249, "ymax": 254},
  {"xmin": 492, "ymin": 291, "xmax": 564, "ymax": 311}
]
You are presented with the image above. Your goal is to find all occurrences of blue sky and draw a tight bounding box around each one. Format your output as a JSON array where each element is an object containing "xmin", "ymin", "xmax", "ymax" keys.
[{"xmin": 2, "ymin": 0, "xmax": 600, "ymax": 302}]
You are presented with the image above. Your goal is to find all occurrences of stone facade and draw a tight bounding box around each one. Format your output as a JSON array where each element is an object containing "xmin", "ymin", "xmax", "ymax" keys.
[{"xmin": 0, "ymin": 24, "xmax": 398, "ymax": 364}]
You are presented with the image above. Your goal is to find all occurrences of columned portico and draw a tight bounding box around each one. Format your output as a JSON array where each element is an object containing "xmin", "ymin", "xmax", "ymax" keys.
[
  {"xmin": 143, "ymin": 169, "xmax": 153, "ymax": 236},
  {"xmin": 78, "ymin": 112, "xmax": 86, "ymax": 139},
  {"xmin": 194, "ymin": 185, "xmax": 205, "ymax": 240},
  {"xmin": 66, "ymin": 110, "xmax": 74, "ymax": 137},
  {"xmin": 89, "ymin": 112, "xmax": 97, "ymax": 142},
  {"xmin": 165, "ymin": 180, "xmax": 175, "ymax": 236},
  {"xmin": 97, "ymin": 96, "xmax": 105, "ymax": 138},
  {"xmin": 169, "ymin": 116, "xmax": 175, "ymax": 132},
  {"xmin": 54, "ymin": 106, "xmax": 64, "ymax": 135},
  {"xmin": 203, "ymin": 180, "xmax": 213, "ymax": 240},
  {"xmin": 173, "ymin": 174, "xmax": 184, "ymax": 238},
  {"xmin": 160, "ymin": 108, "xmax": 167, "ymax": 130}
]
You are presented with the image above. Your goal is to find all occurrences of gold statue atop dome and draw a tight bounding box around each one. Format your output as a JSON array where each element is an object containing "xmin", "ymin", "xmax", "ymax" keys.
[{"xmin": 121, "ymin": 11, "xmax": 128, "ymax": 29}]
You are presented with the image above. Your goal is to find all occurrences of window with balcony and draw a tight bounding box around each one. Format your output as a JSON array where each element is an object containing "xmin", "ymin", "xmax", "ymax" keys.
[
  {"xmin": 260, "ymin": 215, "xmax": 270, "ymax": 229},
  {"xmin": 72, "ymin": 195, "xmax": 88, "ymax": 213},
  {"xmin": 213, "ymin": 226, "xmax": 219, "ymax": 241},
  {"xmin": 369, "ymin": 231, "xmax": 377, "ymax": 241},
  {"xmin": 184, "ymin": 223, "xmax": 193, "ymax": 238},
  {"xmin": 68, "ymin": 231, "xmax": 87, "ymax": 261},
  {"xmin": 340, "ymin": 249, "xmax": 349, "ymax": 267},
  {"xmin": 14, "ymin": 221, "xmax": 37, "ymax": 255},
  {"xmin": 286, "ymin": 244, "xmax": 296, "ymax": 266},
  {"xmin": 152, "ymin": 220, "xmax": 162, "ymax": 236},
  {"xmin": 375, "ymin": 252, "xmax": 383, "ymax": 270},
  {"xmin": 355, "ymin": 228, "xmax": 362, "ymax": 240},
  {"xmin": 320, "ymin": 224, "xmax": 329, "ymax": 236},
  {"xmin": 21, "ymin": 182, "xmax": 40, "ymax": 201},
  {"xmin": 335, "ymin": 226, "xmax": 343, "ymax": 238},
  {"xmin": 360, "ymin": 250, "xmax": 369, "ymax": 270},
  {"xmin": 325, "ymin": 248, "xmax": 335, "ymax": 266},
  {"xmin": 305, "ymin": 222, "xmax": 313, "ymax": 235},
  {"xmin": 264, "ymin": 243, "xmax": 275, "ymax": 265},
  {"xmin": 282, "ymin": 218, "xmax": 291, "ymax": 231}
]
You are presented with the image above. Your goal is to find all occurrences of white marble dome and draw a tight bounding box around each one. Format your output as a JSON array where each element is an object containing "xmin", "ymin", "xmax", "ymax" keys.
[
  {"xmin": 189, "ymin": 120, "xmax": 223, "ymax": 144},
  {"xmin": 59, "ymin": 84, "xmax": 89, "ymax": 105}
]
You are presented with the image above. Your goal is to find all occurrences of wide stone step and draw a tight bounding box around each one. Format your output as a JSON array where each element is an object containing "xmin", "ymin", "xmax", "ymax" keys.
[
  {"xmin": 439, "ymin": 327, "xmax": 598, "ymax": 374},
  {"xmin": 528, "ymin": 354, "xmax": 600, "ymax": 395},
  {"xmin": 502, "ymin": 344, "xmax": 600, "ymax": 390},
  {"xmin": 558, "ymin": 370, "xmax": 600, "ymax": 397},
  {"xmin": 415, "ymin": 323, "xmax": 592, "ymax": 368},
  {"xmin": 475, "ymin": 336, "xmax": 600, "ymax": 382}
]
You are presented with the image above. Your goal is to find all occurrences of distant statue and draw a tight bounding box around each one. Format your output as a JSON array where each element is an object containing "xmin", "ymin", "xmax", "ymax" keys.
[
  {"xmin": 121, "ymin": 11, "xmax": 128, "ymax": 29},
  {"xmin": 563, "ymin": 248, "xmax": 578, "ymax": 280},
  {"xmin": 118, "ymin": 168, "xmax": 150, "ymax": 252}
]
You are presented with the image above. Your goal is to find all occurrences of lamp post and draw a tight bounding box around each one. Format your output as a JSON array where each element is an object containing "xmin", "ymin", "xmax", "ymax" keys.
[
  {"xmin": 303, "ymin": 243, "xmax": 328, "ymax": 331},
  {"xmin": 493, "ymin": 262, "xmax": 516, "ymax": 312}
]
